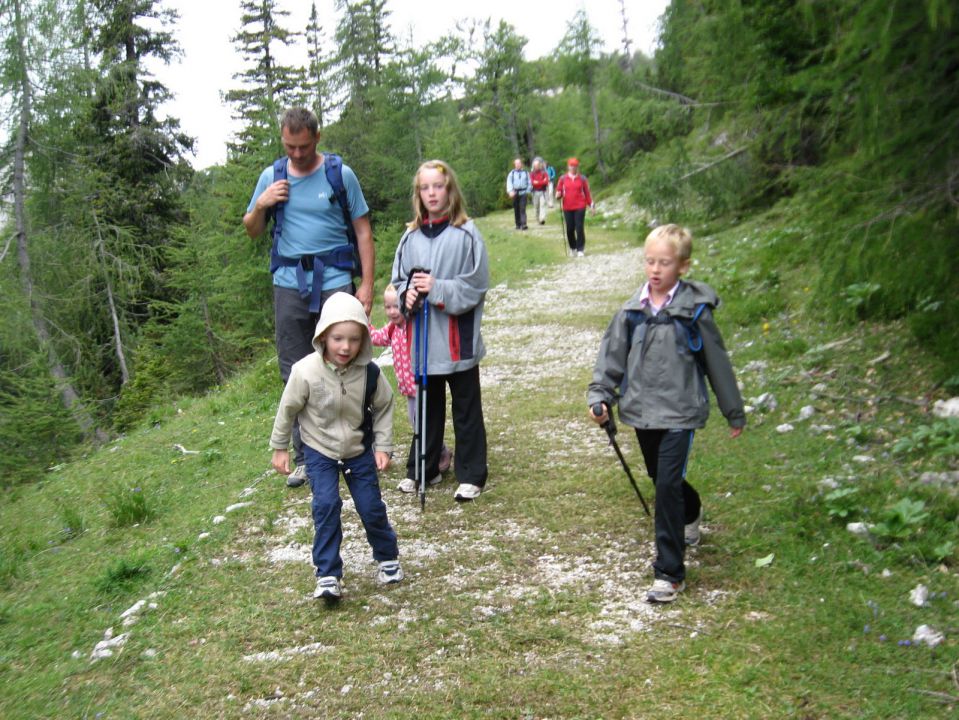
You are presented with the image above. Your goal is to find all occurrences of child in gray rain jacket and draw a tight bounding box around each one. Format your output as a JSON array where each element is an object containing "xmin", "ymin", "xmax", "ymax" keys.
[
  {"xmin": 588, "ymin": 224, "xmax": 745, "ymax": 603},
  {"xmin": 270, "ymin": 291, "xmax": 402, "ymax": 602}
]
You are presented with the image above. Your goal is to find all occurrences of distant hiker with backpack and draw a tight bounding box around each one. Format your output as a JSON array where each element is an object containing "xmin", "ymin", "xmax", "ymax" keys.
[
  {"xmin": 530, "ymin": 157, "xmax": 550, "ymax": 225},
  {"xmin": 506, "ymin": 157, "xmax": 531, "ymax": 230},
  {"xmin": 393, "ymin": 160, "xmax": 490, "ymax": 502},
  {"xmin": 243, "ymin": 107, "xmax": 374, "ymax": 490},
  {"xmin": 269, "ymin": 292, "xmax": 403, "ymax": 602},
  {"xmin": 555, "ymin": 157, "xmax": 593, "ymax": 256},
  {"xmin": 587, "ymin": 224, "xmax": 745, "ymax": 604}
]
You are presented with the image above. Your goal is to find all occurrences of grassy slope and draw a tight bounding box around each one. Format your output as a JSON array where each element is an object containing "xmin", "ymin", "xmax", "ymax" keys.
[{"xmin": 0, "ymin": 205, "xmax": 956, "ymax": 719}]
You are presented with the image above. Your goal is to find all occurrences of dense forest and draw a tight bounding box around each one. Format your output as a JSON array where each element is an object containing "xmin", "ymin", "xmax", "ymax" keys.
[{"xmin": 1, "ymin": 0, "xmax": 956, "ymax": 486}]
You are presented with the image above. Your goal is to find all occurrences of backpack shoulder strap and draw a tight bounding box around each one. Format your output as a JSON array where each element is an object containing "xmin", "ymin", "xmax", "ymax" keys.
[
  {"xmin": 269, "ymin": 157, "xmax": 288, "ymax": 238},
  {"xmin": 323, "ymin": 152, "xmax": 360, "ymax": 274},
  {"xmin": 268, "ymin": 157, "xmax": 289, "ymax": 272},
  {"xmin": 324, "ymin": 153, "xmax": 353, "ymax": 229},
  {"xmin": 361, "ymin": 362, "xmax": 381, "ymax": 450},
  {"xmin": 624, "ymin": 309, "xmax": 648, "ymax": 345}
]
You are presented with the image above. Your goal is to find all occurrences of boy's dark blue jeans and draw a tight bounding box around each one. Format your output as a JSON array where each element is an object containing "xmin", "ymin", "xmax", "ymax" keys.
[
  {"xmin": 634, "ymin": 428, "xmax": 700, "ymax": 584},
  {"xmin": 304, "ymin": 446, "xmax": 399, "ymax": 578}
]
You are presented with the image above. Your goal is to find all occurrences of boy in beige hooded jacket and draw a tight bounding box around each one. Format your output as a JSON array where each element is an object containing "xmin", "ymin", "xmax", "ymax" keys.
[{"xmin": 270, "ymin": 292, "xmax": 402, "ymax": 601}]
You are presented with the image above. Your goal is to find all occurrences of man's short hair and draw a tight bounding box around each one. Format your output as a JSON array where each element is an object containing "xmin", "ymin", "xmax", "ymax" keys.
[{"xmin": 280, "ymin": 108, "xmax": 319, "ymax": 136}]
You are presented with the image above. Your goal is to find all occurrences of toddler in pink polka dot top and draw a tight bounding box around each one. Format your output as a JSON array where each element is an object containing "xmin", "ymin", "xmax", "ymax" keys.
[{"xmin": 369, "ymin": 285, "xmax": 452, "ymax": 472}]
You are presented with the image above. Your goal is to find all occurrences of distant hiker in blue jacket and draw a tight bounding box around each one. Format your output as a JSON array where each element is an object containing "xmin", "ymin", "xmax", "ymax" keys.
[
  {"xmin": 393, "ymin": 160, "xmax": 490, "ymax": 502},
  {"xmin": 243, "ymin": 107, "xmax": 375, "ymax": 490},
  {"xmin": 506, "ymin": 157, "xmax": 531, "ymax": 230},
  {"xmin": 588, "ymin": 224, "xmax": 745, "ymax": 604}
]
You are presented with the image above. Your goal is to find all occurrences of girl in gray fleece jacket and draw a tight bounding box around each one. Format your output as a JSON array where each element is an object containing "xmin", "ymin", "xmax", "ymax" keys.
[
  {"xmin": 588, "ymin": 224, "xmax": 745, "ymax": 604},
  {"xmin": 393, "ymin": 160, "xmax": 490, "ymax": 502},
  {"xmin": 270, "ymin": 292, "xmax": 402, "ymax": 601}
]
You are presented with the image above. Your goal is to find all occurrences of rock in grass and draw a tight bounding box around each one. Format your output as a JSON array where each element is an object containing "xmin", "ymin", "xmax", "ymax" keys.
[
  {"xmin": 919, "ymin": 471, "xmax": 959, "ymax": 486},
  {"xmin": 912, "ymin": 624, "xmax": 944, "ymax": 648},
  {"xmin": 909, "ymin": 583, "xmax": 929, "ymax": 607},
  {"xmin": 932, "ymin": 397, "xmax": 959, "ymax": 418}
]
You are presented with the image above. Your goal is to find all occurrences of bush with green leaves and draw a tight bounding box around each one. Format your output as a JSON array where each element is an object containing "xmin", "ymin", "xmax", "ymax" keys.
[{"xmin": 893, "ymin": 418, "xmax": 959, "ymax": 463}]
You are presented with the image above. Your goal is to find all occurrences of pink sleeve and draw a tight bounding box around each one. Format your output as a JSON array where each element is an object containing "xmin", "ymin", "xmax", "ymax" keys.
[{"xmin": 369, "ymin": 323, "xmax": 390, "ymax": 347}]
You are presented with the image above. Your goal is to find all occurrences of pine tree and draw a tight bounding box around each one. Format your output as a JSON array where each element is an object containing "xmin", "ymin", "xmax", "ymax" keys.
[
  {"xmin": 224, "ymin": 0, "xmax": 302, "ymax": 161},
  {"xmin": 557, "ymin": 10, "xmax": 607, "ymax": 182},
  {"xmin": 305, "ymin": 2, "xmax": 337, "ymax": 127}
]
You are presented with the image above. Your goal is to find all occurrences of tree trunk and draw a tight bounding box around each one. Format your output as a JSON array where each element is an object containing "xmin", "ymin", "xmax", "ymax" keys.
[
  {"xmin": 200, "ymin": 295, "xmax": 227, "ymax": 385},
  {"xmin": 91, "ymin": 209, "xmax": 130, "ymax": 386},
  {"xmin": 11, "ymin": 0, "xmax": 108, "ymax": 444},
  {"xmin": 589, "ymin": 81, "xmax": 608, "ymax": 183}
]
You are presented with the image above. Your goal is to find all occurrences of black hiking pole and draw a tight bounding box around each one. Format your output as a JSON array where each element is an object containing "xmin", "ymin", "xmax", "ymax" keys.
[
  {"xmin": 591, "ymin": 403, "xmax": 652, "ymax": 517},
  {"xmin": 559, "ymin": 204, "xmax": 570, "ymax": 257}
]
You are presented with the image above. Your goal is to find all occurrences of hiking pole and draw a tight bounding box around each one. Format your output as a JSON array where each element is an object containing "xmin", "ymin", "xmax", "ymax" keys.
[
  {"xmin": 417, "ymin": 299, "xmax": 430, "ymax": 511},
  {"xmin": 559, "ymin": 204, "xmax": 569, "ymax": 257},
  {"xmin": 591, "ymin": 403, "xmax": 652, "ymax": 517},
  {"xmin": 408, "ymin": 267, "xmax": 431, "ymax": 512}
]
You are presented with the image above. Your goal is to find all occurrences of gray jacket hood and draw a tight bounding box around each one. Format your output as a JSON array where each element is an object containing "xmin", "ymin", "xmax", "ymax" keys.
[{"xmin": 312, "ymin": 291, "xmax": 373, "ymax": 365}]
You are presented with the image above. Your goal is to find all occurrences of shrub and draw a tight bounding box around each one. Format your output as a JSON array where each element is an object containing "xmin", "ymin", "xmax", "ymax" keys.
[{"xmin": 103, "ymin": 484, "xmax": 154, "ymax": 527}]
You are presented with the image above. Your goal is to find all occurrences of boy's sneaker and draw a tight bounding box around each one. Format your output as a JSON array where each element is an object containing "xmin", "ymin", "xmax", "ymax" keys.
[
  {"xmin": 286, "ymin": 465, "xmax": 308, "ymax": 488},
  {"xmin": 646, "ymin": 578, "xmax": 685, "ymax": 604},
  {"xmin": 313, "ymin": 576, "xmax": 342, "ymax": 601},
  {"xmin": 453, "ymin": 483, "xmax": 482, "ymax": 502},
  {"xmin": 376, "ymin": 560, "xmax": 404, "ymax": 585},
  {"xmin": 685, "ymin": 508, "xmax": 703, "ymax": 547},
  {"xmin": 397, "ymin": 475, "xmax": 441, "ymax": 493}
]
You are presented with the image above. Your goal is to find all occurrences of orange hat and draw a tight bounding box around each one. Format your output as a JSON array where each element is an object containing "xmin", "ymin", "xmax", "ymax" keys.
[{"xmin": 567, "ymin": 157, "xmax": 579, "ymax": 166}]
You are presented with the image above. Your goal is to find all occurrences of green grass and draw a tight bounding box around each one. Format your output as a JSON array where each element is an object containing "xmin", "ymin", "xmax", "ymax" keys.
[{"xmin": 0, "ymin": 206, "xmax": 956, "ymax": 718}]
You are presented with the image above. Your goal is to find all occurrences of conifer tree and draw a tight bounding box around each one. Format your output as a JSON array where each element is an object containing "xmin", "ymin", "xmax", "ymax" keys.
[{"xmin": 225, "ymin": 0, "xmax": 302, "ymax": 161}]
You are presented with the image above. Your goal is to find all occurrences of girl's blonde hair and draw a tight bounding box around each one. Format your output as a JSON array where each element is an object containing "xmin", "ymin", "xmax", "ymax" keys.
[
  {"xmin": 645, "ymin": 223, "xmax": 693, "ymax": 261},
  {"xmin": 408, "ymin": 159, "xmax": 469, "ymax": 230}
]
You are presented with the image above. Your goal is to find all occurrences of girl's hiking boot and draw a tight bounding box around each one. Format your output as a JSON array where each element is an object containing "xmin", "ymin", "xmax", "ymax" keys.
[
  {"xmin": 376, "ymin": 560, "xmax": 404, "ymax": 585},
  {"xmin": 313, "ymin": 576, "xmax": 342, "ymax": 602},
  {"xmin": 397, "ymin": 475, "xmax": 441, "ymax": 493},
  {"xmin": 453, "ymin": 483, "xmax": 482, "ymax": 501},
  {"xmin": 646, "ymin": 578, "xmax": 685, "ymax": 603},
  {"xmin": 685, "ymin": 508, "xmax": 703, "ymax": 547}
]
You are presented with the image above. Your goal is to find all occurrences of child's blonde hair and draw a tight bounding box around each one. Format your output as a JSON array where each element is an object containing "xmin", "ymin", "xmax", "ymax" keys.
[
  {"xmin": 645, "ymin": 224, "xmax": 693, "ymax": 262},
  {"xmin": 383, "ymin": 283, "xmax": 397, "ymax": 298},
  {"xmin": 408, "ymin": 160, "xmax": 469, "ymax": 230}
]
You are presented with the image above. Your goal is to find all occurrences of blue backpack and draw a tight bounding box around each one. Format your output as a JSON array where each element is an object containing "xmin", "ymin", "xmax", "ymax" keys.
[{"xmin": 268, "ymin": 153, "xmax": 360, "ymax": 313}]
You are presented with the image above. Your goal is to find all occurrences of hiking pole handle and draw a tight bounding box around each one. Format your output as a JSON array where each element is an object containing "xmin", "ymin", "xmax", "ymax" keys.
[{"xmin": 591, "ymin": 403, "xmax": 613, "ymax": 433}]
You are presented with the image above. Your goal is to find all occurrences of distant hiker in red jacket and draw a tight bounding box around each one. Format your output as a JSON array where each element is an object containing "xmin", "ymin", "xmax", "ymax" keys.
[
  {"xmin": 555, "ymin": 158, "xmax": 593, "ymax": 257},
  {"xmin": 530, "ymin": 157, "xmax": 550, "ymax": 225}
]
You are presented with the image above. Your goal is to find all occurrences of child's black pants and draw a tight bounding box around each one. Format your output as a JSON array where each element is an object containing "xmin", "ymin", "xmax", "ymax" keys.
[
  {"xmin": 635, "ymin": 428, "xmax": 700, "ymax": 583},
  {"xmin": 407, "ymin": 366, "xmax": 488, "ymax": 489}
]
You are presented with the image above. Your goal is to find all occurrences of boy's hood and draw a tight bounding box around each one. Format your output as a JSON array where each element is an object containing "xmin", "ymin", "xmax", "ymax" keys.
[
  {"xmin": 623, "ymin": 279, "xmax": 720, "ymax": 316},
  {"xmin": 312, "ymin": 292, "xmax": 373, "ymax": 364}
]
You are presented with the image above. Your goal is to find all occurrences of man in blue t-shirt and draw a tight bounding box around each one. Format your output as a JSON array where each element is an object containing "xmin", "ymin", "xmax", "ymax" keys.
[{"xmin": 243, "ymin": 107, "xmax": 374, "ymax": 488}]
